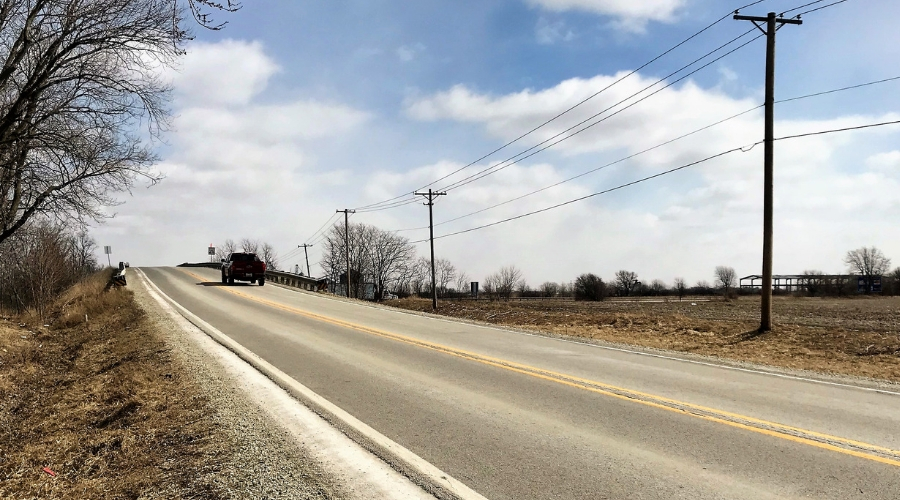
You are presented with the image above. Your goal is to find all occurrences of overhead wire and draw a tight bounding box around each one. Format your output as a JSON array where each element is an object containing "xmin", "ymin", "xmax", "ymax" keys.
[
  {"xmin": 791, "ymin": 0, "xmax": 849, "ymax": 17},
  {"xmin": 408, "ymin": 118, "xmax": 900, "ymax": 244},
  {"xmin": 349, "ymin": 0, "xmax": 772, "ymax": 213},
  {"xmin": 434, "ymin": 29, "xmax": 763, "ymax": 193},
  {"xmin": 392, "ymin": 74, "xmax": 900, "ymax": 233},
  {"xmin": 362, "ymin": 27, "xmax": 763, "ymax": 216},
  {"xmin": 409, "ymin": 144, "xmax": 762, "ymax": 244}
]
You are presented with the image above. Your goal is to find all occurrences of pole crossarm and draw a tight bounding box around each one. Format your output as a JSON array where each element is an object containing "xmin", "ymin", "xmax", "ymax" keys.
[
  {"xmin": 733, "ymin": 14, "xmax": 803, "ymax": 25},
  {"xmin": 414, "ymin": 189, "xmax": 447, "ymax": 311}
]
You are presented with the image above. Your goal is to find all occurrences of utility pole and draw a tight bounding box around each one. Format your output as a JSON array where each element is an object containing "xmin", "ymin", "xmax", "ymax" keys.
[
  {"xmin": 298, "ymin": 244, "xmax": 313, "ymax": 277},
  {"xmin": 733, "ymin": 11, "xmax": 802, "ymax": 332},
  {"xmin": 414, "ymin": 189, "xmax": 446, "ymax": 311},
  {"xmin": 336, "ymin": 209, "xmax": 355, "ymax": 298}
]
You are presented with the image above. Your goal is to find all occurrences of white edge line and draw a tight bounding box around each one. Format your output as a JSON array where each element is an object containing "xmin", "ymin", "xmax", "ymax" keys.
[
  {"xmin": 137, "ymin": 269, "xmax": 488, "ymax": 500},
  {"xmin": 257, "ymin": 272, "xmax": 900, "ymax": 398}
]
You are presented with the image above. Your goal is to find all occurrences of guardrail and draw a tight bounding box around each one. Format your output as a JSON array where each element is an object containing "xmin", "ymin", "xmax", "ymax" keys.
[
  {"xmin": 176, "ymin": 263, "xmax": 323, "ymax": 291},
  {"xmin": 265, "ymin": 269, "xmax": 322, "ymax": 292}
]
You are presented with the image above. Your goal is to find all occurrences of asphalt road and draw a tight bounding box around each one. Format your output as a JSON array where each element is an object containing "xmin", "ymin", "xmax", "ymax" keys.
[{"xmin": 142, "ymin": 266, "xmax": 900, "ymax": 500}]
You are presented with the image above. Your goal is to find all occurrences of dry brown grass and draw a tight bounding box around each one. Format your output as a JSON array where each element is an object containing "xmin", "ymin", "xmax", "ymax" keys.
[
  {"xmin": 390, "ymin": 295, "xmax": 900, "ymax": 382},
  {"xmin": 0, "ymin": 271, "xmax": 231, "ymax": 499}
]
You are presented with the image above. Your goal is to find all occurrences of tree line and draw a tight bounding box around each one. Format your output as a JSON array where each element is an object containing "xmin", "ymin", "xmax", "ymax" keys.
[
  {"xmin": 0, "ymin": 220, "xmax": 100, "ymax": 317},
  {"xmin": 215, "ymin": 238, "xmax": 279, "ymax": 270}
]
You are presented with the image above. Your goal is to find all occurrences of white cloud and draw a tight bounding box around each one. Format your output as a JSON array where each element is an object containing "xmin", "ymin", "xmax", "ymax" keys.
[
  {"xmin": 406, "ymin": 73, "xmax": 760, "ymax": 160},
  {"xmin": 172, "ymin": 40, "xmax": 281, "ymax": 106},
  {"xmin": 396, "ymin": 43, "xmax": 426, "ymax": 62},
  {"xmin": 94, "ymin": 39, "xmax": 900, "ymax": 288},
  {"xmin": 535, "ymin": 17, "xmax": 575, "ymax": 45},
  {"xmin": 866, "ymin": 150, "xmax": 900, "ymax": 173},
  {"xmin": 93, "ymin": 39, "xmax": 370, "ymax": 268},
  {"xmin": 398, "ymin": 74, "xmax": 900, "ymax": 284},
  {"xmin": 526, "ymin": 0, "xmax": 685, "ymax": 31}
]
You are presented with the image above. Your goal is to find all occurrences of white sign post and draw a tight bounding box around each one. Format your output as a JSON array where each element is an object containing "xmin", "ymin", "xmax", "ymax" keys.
[{"xmin": 104, "ymin": 246, "xmax": 111, "ymax": 268}]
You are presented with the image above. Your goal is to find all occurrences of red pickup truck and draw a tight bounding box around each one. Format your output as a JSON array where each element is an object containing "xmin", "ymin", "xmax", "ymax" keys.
[{"xmin": 221, "ymin": 252, "xmax": 267, "ymax": 286}]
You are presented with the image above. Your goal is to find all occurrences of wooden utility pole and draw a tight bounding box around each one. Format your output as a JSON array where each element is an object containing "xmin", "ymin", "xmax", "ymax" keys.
[
  {"xmin": 336, "ymin": 209, "xmax": 355, "ymax": 297},
  {"xmin": 298, "ymin": 243, "xmax": 313, "ymax": 277},
  {"xmin": 733, "ymin": 11, "xmax": 802, "ymax": 332},
  {"xmin": 414, "ymin": 189, "xmax": 446, "ymax": 311}
]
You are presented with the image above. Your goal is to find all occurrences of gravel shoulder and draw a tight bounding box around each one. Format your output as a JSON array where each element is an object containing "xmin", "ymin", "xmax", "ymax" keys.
[{"xmin": 131, "ymin": 273, "xmax": 345, "ymax": 499}]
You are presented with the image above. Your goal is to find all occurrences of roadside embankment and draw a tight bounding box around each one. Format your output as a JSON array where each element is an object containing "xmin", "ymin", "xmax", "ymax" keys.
[{"xmin": 0, "ymin": 271, "xmax": 340, "ymax": 499}]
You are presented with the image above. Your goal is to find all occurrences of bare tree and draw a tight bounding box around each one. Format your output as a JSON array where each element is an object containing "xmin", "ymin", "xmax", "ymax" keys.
[
  {"xmin": 0, "ymin": 0, "xmax": 247, "ymax": 248},
  {"xmin": 574, "ymin": 274, "xmax": 605, "ymax": 301},
  {"xmin": 239, "ymin": 238, "xmax": 260, "ymax": 254},
  {"xmin": 0, "ymin": 220, "xmax": 99, "ymax": 317},
  {"xmin": 496, "ymin": 265, "xmax": 523, "ymax": 300},
  {"xmin": 409, "ymin": 257, "xmax": 431, "ymax": 297},
  {"xmin": 67, "ymin": 230, "xmax": 99, "ymax": 275},
  {"xmin": 845, "ymin": 247, "xmax": 891, "ymax": 294},
  {"xmin": 0, "ymin": 0, "xmax": 197, "ymax": 245},
  {"xmin": 366, "ymin": 227, "xmax": 415, "ymax": 300},
  {"xmin": 184, "ymin": 0, "xmax": 240, "ymax": 29},
  {"xmin": 434, "ymin": 258, "xmax": 456, "ymax": 298},
  {"xmin": 801, "ymin": 270, "xmax": 826, "ymax": 296},
  {"xmin": 540, "ymin": 281, "xmax": 559, "ymax": 298},
  {"xmin": 454, "ymin": 271, "xmax": 470, "ymax": 296},
  {"xmin": 650, "ymin": 279, "xmax": 667, "ymax": 296},
  {"xmin": 673, "ymin": 277, "xmax": 687, "ymax": 301},
  {"xmin": 888, "ymin": 267, "xmax": 900, "ymax": 296},
  {"xmin": 259, "ymin": 242, "xmax": 278, "ymax": 270},
  {"xmin": 714, "ymin": 266, "xmax": 737, "ymax": 294},
  {"xmin": 483, "ymin": 273, "xmax": 498, "ymax": 300},
  {"xmin": 215, "ymin": 239, "xmax": 236, "ymax": 261},
  {"xmin": 321, "ymin": 221, "xmax": 415, "ymax": 300},
  {"xmin": 614, "ymin": 270, "xmax": 639, "ymax": 296}
]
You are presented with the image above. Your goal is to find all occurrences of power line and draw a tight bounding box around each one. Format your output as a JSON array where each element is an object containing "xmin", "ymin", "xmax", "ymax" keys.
[
  {"xmin": 394, "ymin": 105, "xmax": 765, "ymax": 234},
  {"xmin": 774, "ymin": 118, "xmax": 900, "ymax": 141},
  {"xmin": 779, "ymin": 0, "xmax": 830, "ymax": 15},
  {"xmin": 392, "ymin": 73, "xmax": 900, "ymax": 234},
  {"xmin": 410, "ymin": 143, "xmax": 762, "ymax": 244},
  {"xmin": 350, "ymin": 0, "xmax": 772, "ymax": 213},
  {"xmin": 794, "ymin": 0, "xmax": 849, "ymax": 17},
  {"xmin": 303, "ymin": 212, "xmax": 339, "ymax": 244},
  {"xmin": 410, "ymin": 117, "xmax": 900, "ymax": 244},
  {"xmin": 778, "ymin": 75, "xmax": 900, "ymax": 103},
  {"xmin": 434, "ymin": 30, "xmax": 763, "ymax": 194},
  {"xmin": 360, "ymin": 0, "xmax": 850, "ymax": 214}
]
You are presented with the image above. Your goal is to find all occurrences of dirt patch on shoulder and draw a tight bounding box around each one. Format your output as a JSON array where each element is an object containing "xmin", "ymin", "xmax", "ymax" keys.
[{"xmin": 389, "ymin": 296, "xmax": 900, "ymax": 383}]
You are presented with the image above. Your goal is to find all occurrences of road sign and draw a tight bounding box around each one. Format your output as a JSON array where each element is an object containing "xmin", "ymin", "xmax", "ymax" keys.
[
  {"xmin": 208, "ymin": 246, "xmax": 216, "ymax": 255},
  {"xmin": 104, "ymin": 246, "xmax": 111, "ymax": 254}
]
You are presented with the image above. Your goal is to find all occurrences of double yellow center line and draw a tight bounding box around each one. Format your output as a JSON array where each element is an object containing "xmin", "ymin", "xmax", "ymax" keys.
[{"xmin": 183, "ymin": 269, "xmax": 900, "ymax": 468}]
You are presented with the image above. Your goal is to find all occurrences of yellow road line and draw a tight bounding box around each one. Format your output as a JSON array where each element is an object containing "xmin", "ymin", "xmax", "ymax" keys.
[{"xmin": 182, "ymin": 269, "xmax": 900, "ymax": 468}]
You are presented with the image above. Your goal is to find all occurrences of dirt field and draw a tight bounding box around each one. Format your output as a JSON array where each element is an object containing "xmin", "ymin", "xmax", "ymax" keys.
[
  {"xmin": 0, "ymin": 272, "xmax": 337, "ymax": 499},
  {"xmin": 390, "ymin": 295, "xmax": 900, "ymax": 383}
]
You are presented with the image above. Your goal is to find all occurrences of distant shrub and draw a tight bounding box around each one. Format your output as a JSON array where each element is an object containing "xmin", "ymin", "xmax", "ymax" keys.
[{"xmin": 574, "ymin": 273, "xmax": 606, "ymax": 301}]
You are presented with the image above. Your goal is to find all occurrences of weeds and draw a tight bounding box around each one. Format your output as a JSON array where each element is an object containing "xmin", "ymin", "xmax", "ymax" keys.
[{"xmin": 0, "ymin": 271, "xmax": 231, "ymax": 499}]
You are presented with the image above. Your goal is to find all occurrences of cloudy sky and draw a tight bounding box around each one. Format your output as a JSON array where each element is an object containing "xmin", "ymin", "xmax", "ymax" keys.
[{"xmin": 96, "ymin": 0, "xmax": 900, "ymax": 287}]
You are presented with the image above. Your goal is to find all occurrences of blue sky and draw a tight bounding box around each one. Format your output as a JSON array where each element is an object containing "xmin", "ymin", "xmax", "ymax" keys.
[{"xmin": 96, "ymin": 0, "xmax": 900, "ymax": 287}]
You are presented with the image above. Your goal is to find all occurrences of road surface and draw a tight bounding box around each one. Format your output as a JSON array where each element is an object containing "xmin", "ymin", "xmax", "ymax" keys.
[{"xmin": 141, "ymin": 266, "xmax": 900, "ymax": 499}]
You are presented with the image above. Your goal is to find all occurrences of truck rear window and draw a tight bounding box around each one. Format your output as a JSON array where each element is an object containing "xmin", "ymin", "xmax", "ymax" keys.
[{"xmin": 230, "ymin": 253, "xmax": 259, "ymax": 262}]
